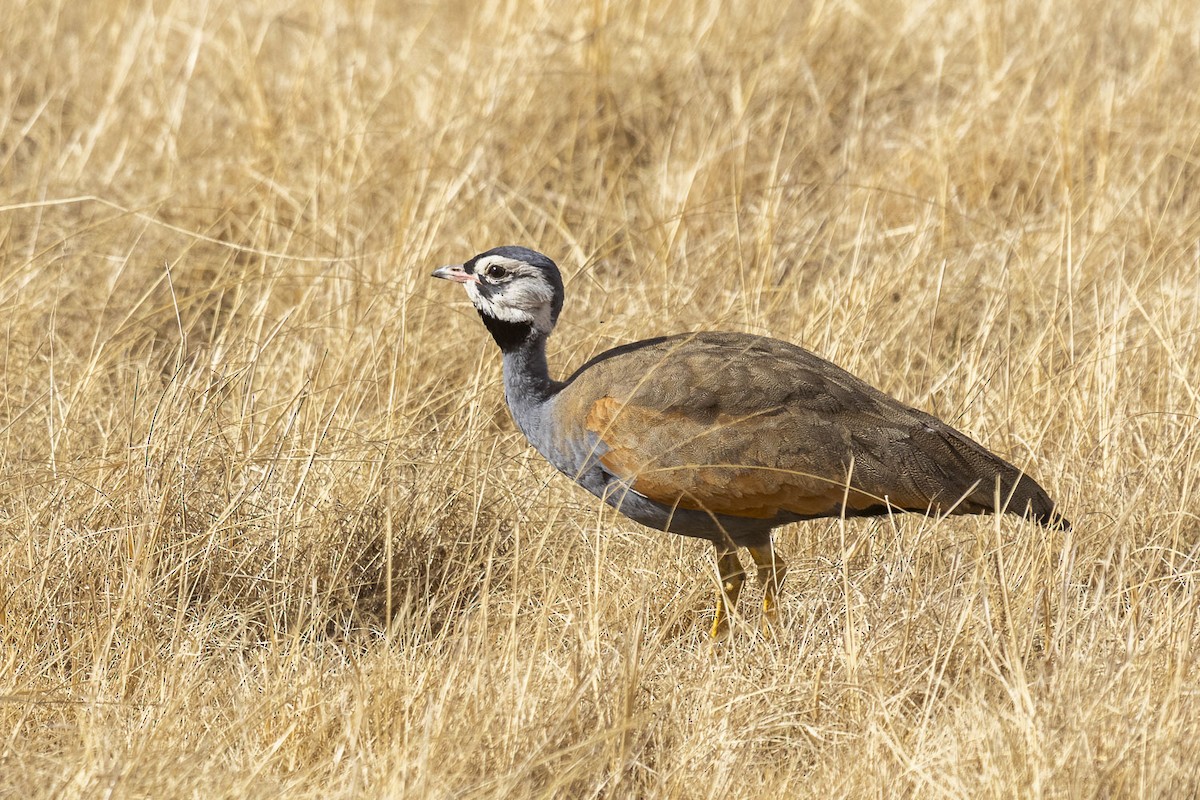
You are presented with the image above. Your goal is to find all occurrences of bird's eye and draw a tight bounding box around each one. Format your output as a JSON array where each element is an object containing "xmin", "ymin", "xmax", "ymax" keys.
[{"xmin": 485, "ymin": 264, "xmax": 507, "ymax": 280}]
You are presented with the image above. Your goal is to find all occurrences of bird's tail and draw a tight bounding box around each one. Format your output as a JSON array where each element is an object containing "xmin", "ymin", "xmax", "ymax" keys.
[
  {"xmin": 1034, "ymin": 504, "xmax": 1071, "ymax": 531},
  {"xmin": 1006, "ymin": 473, "xmax": 1070, "ymax": 530}
]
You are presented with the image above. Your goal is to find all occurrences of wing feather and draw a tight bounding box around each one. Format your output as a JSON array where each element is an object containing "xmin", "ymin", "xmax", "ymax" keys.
[{"xmin": 561, "ymin": 332, "xmax": 1056, "ymax": 523}]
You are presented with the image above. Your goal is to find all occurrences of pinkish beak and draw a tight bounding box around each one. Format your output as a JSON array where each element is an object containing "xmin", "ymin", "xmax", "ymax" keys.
[{"xmin": 431, "ymin": 263, "xmax": 479, "ymax": 284}]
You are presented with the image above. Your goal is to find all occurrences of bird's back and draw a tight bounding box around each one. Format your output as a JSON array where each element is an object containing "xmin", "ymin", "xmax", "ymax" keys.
[{"xmin": 547, "ymin": 331, "xmax": 1066, "ymax": 530}]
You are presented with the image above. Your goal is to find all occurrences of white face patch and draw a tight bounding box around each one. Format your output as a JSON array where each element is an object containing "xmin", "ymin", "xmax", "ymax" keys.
[{"xmin": 464, "ymin": 255, "xmax": 558, "ymax": 333}]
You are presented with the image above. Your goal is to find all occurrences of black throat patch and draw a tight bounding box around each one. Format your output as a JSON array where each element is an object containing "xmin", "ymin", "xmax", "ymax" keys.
[{"xmin": 478, "ymin": 310, "xmax": 535, "ymax": 352}]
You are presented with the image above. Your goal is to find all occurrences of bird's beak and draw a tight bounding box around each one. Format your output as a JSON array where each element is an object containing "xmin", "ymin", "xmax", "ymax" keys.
[{"xmin": 431, "ymin": 263, "xmax": 479, "ymax": 284}]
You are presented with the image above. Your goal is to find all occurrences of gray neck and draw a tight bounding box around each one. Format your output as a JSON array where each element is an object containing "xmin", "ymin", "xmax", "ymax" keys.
[
  {"xmin": 490, "ymin": 325, "xmax": 559, "ymax": 453},
  {"xmin": 478, "ymin": 312, "xmax": 560, "ymax": 447},
  {"xmin": 501, "ymin": 329, "xmax": 556, "ymax": 411}
]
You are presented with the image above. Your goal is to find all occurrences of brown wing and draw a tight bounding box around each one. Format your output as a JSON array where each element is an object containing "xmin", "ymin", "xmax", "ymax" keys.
[
  {"xmin": 585, "ymin": 395, "xmax": 891, "ymax": 518},
  {"xmin": 560, "ymin": 332, "xmax": 1059, "ymax": 523}
]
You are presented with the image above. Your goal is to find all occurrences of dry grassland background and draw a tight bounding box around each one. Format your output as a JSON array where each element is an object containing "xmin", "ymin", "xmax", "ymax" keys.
[{"xmin": 2, "ymin": 0, "xmax": 1199, "ymax": 796}]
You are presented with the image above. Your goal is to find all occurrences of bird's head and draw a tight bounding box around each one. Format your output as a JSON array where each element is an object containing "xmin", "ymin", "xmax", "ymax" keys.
[{"xmin": 432, "ymin": 246, "xmax": 564, "ymax": 339}]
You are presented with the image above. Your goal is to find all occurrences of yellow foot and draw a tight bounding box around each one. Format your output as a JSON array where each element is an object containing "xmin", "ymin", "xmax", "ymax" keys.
[
  {"xmin": 761, "ymin": 596, "xmax": 779, "ymax": 638},
  {"xmin": 710, "ymin": 548, "xmax": 745, "ymax": 642},
  {"xmin": 749, "ymin": 541, "xmax": 787, "ymax": 639}
]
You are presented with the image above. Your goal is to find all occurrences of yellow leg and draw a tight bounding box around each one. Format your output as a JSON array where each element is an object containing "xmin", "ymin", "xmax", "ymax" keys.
[
  {"xmin": 748, "ymin": 541, "xmax": 787, "ymax": 635},
  {"xmin": 710, "ymin": 546, "xmax": 746, "ymax": 641}
]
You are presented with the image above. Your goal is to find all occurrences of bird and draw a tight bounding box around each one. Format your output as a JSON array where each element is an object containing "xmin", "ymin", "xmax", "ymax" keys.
[{"xmin": 432, "ymin": 245, "xmax": 1069, "ymax": 639}]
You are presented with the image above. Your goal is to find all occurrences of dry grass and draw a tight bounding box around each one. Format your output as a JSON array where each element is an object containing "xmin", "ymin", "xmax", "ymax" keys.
[{"xmin": 1, "ymin": 0, "xmax": 1199, "ymax": 796}]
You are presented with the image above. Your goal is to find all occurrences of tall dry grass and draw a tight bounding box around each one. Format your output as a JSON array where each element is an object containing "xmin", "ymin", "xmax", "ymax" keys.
[{"xmin": 1, "ymin": 0, "xmax": 1198, "ymax": 796}]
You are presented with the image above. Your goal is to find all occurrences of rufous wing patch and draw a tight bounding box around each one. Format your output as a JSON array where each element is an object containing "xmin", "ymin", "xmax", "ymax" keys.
[{"xmin": 585, "ymin": 396, "xmax": 897, "ymax": 519}]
